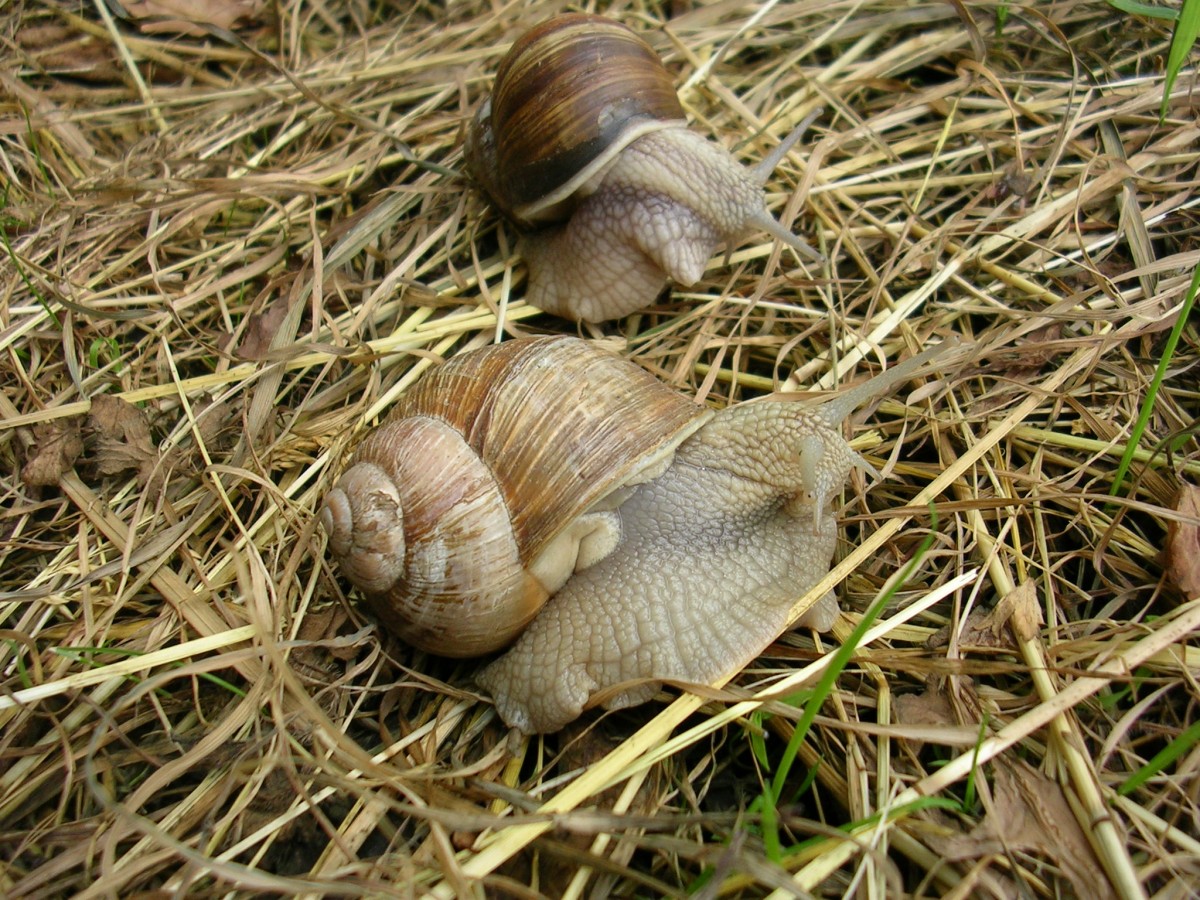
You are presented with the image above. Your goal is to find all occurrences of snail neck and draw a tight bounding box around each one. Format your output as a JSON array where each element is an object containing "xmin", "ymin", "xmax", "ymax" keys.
[{"xmin": 673, "ymin": 401, "xmax": 856, "ymax": 516}]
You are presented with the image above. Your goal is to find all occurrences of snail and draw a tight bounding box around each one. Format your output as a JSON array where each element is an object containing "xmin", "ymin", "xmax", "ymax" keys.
[
  {"xmin": 464, "ymin": 14, "xmax": 822, "ymax": 323},
  {"xmin": 321, "ymin": 336, "xmax": 954, "ymax": 733}
]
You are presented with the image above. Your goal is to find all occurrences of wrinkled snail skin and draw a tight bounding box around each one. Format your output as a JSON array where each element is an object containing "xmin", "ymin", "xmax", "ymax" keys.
[
  {"xmin": 520, "ymin": 129, "xmax": 795, "ymax": 323},
  {"xmin": 476, "ymin": 401, "xmax": 849, "ymax": 734},
  {"xmin": 467, "ymin": 13, "xmax": 821, "ymax": 322}
]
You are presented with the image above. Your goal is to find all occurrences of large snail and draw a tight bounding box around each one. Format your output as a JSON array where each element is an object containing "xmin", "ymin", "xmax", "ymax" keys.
[
  {"xmin": 465, "ymin": 14, "xmax": 821, "ymax": 323},
  {"xmin": 321, "ymin": 336, "xmax": 952, "ymax": 733}
]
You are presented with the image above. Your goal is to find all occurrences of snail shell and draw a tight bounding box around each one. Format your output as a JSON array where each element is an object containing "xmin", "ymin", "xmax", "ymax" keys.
[
  {"xmin": 464, "ymin": 13, "xmax": 685, "ymax": 229},
  {"xmin": 320, "ymin": 336, "xmax": 711, "ymax": 656}
]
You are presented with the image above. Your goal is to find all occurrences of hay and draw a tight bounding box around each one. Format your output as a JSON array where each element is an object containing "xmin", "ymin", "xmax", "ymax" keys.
[{"xmin": 2, "ymin": 0, "xmax": 1198, "ymax": 896}]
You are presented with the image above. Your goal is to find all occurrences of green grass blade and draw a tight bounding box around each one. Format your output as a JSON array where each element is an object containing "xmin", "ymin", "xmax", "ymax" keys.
[
  {"xmin": 1119, "ymin": 718, "xmax": 1200, "ymax": 795},
  {"xmin": 755, "ymin": 504, "xmax": 941, "ymax": 859},
  {"xmin": 1161, "ymin": 0, "xmax": 1200, "ymax": 118},
  {"xmin": 1109, "ymin": 264, "xmax": 1199, "ymax": 497},
  {"xmin": 1106, "ymin": 0, "xmax": 1179, "ymax": 21}
]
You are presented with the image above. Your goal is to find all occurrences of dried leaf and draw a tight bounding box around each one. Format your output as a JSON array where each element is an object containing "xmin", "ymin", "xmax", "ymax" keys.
[
  {"xmin": 894, "ymin": 684, "xmax": 957, "ymax": 728},
  {"xmin": 1007, "ymin": 580, "xmax": 1043, "ymax": 643},
  {"xmin": 893, "ymin": 677, "xmax": 986, "ymax": 756},
  {"xmin": 119, "ymin": 0, "xmax": 263, "ymax": 36},
  {"xmin": 18, "ymin": 24, "xmax": 123, "ymax": 82},
  {"xmin": 84, "ymin": 394, "xmax": 159, "ymax": 487},
  {"xmin": 191, "ymin": 396, "xmax": 236, "ymax": 454},
  {"xmin": 295, "ymin": 605, "xmax": 353, "ymax": 658},
  {"xmin": 20, "ymin": 420, "xmax": 84, "ymax": 487},
  {"xmin": 988, "ymin": 160, "xmax": 1035, "ymax": 208},
  {"xmin": 893, "ymin": 684, "xmax": 957, "ymax": 755},
  {"xmin": 927, "ymin": 581, "xmax": 1041, "ymax": 649},
  {"xmin": 927, "ymin": 607, "xmax": 1008, "ymax": 650},
  {"xmin": 235, "ymin": 298, "xmax": 292, "ymax": 360},
  {"xmin": 930, "ymin": 759, "xmax": 1118, "ymax": 899},
  {"xmin": 1166, "ymin": 483, "xmax": 1200, "ymax": 600}
]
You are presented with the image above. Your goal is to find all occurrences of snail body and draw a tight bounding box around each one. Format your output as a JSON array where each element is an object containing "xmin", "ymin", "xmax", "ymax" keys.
[
  {"xmin": 322, "ymin": 336, "xmax": 953, "ymax": 732},
  {"xmin": 465, "ymin": 14, "xmax": 820, "ymax": 323},
  {"xmin": 476, "ymin": 399, "xmax": 848, "ymax": 733}
]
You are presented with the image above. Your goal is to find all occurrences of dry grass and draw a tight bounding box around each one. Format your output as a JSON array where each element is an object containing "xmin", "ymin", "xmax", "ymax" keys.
[{"xmin": 2, "ymin": 0, "xmax": 1199, "ymax": 896}]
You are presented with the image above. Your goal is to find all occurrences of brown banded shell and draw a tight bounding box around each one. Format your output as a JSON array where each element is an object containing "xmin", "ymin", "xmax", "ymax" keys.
[
  {"xmin": 465, "ymin": 13, "xmax": 685, "ymax": 228},
  {"xmin": 320, "ymin": 336, "xmax": 711, "ymax": 657}
]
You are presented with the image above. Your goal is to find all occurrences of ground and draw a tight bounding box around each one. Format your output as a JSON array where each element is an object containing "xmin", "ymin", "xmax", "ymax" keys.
[{"xmin": 1, "ymin": 0, "xmax": 1198, "ymax": 896}]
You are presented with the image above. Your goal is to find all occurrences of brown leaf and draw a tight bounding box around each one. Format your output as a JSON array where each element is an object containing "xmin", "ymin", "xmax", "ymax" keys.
[
  {"xmin": 894, "ymin": 683, "xmax": 956, "ymax": 727},
  {"xmin": 893, "ymin": 677, "xmax": 985, "ymax": 756},
  {"xmin": 191, "ymin": 396, "xmax": 236, "ymax": 454},
  {"xmin": 20, "ymin": 420, "xmax": 84, "ymax": 487},
  {"xmin": 235, "ymin": 297, "xmax": 291, "ymax": 360},
  {"xmin": 1007, "ymin": 579, "xmax": 1043, "ymax": 643},
  {"xmin": 295, "ymin": 605, "xmax": 354, "ymax": 658},
  {"xmin": 988, "ymin": 160, "xmax": 1035, "ymax": 207},
  {"xmin": 1166, "ymin": 483, "xmax": 1200, "ymax": 601},
  {"xmin": 120, "ymin": 0, "xmax": 263, "ymax": 36},
  {"xmin": 931, "ymin": 758, "xmax": 1118, "ymax": 899},
  {"xmin": 84, "ymin": 395, "xmax": 159, "ymax": 486},
  {"xmin": 927, "ymin": 606, "xmax": 1008, "ymax": 650},
  {"xmin": 926, "ymin": 581, "xmax": 1041, "ymax": 649},
  {"xmin": 893, "ymin": 684, "xmax": 957, "ymax": 756},
  {"xmin": 981, "ymin": 324, "xmax": 1064, "ymax": 371},
  {"xmin": 18, "ymin": 24, "xmax": 123, "ymax": 82}
]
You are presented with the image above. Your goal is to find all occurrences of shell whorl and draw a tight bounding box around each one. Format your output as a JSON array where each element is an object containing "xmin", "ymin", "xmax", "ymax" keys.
[
  {"xmin": 323, "ymin": 415, "xmax": 540, "ymax": 657},
  {"xmin": 320, "ymin": 461, "xmax": 406, "ymax": 595},
  {"xmin": 390, "ymin": 336, "xmax": 709, "ymax": 564}
]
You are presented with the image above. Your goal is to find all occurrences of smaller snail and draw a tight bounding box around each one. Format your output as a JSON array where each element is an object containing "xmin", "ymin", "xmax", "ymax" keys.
[
  {"xmin": 321, "ymin": 336, "xmax": 955, "ymax": 733},
  {"xmin": 465, "ymin": 14, "xmax": 821, "ymax": 323}
]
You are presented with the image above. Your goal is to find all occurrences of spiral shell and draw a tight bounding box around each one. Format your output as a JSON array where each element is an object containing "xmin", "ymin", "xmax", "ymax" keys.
[
  {"xmin": 465, "ymin": 13, "xmax": 685, "ymax": 228},
  {"xmin": 320, "ymin": 336, "xmax": 710, "ymax": 656}
]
